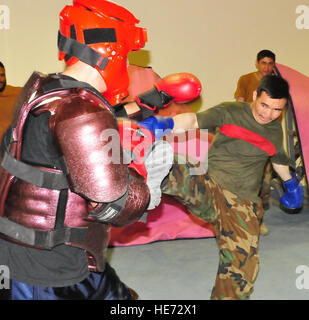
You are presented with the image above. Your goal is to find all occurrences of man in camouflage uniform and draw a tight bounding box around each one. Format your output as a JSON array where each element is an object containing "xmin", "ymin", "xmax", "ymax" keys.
[
  {"xmin": 161, "ymin": 75, "xmax": 303, "ymax": 299},
  {"xmin": 163, "ymin": 157, "xmax": 263, "ymax": 299}
]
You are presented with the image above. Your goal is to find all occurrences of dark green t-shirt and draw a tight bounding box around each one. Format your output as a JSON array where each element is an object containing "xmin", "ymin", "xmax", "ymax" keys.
[{"xmin": 197, "ymin": 102, "xmax": 289, "ymax": 203}]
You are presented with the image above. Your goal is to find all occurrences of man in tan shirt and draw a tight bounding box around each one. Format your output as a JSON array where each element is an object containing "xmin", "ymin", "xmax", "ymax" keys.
[
  {"xmin": 234, "ymin": 50, "xmax": 276, "ymax": 102},
  {"xmin": 0, "ymin": 62, "xmax": 22, "ymax": 142}
]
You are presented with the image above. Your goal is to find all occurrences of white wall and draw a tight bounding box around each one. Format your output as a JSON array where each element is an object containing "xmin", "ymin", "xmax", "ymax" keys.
[{"xmin": 1, "ymin": 0, "xmax": 308, "ymax": 111}]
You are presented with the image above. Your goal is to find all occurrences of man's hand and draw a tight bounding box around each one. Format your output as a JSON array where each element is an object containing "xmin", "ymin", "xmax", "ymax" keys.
[
  {"xmin": 280, "ymin": 174, "xmax": 304, "ymax": 210},
  {"xmin": 139, "ymin": 116, "xmax": 174, "ymax": 140}
]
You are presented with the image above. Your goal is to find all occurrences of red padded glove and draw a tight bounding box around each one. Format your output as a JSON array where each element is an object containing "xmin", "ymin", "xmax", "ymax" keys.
[{"xmin": 134, "ymin": 72, "xmax": 202, "ymax": 119}]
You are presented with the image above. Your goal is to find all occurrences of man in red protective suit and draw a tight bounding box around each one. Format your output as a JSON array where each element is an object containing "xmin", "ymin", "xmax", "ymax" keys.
[{"xmin": 0, "ymin": 0, "xmax": 201, "ymax": 300}]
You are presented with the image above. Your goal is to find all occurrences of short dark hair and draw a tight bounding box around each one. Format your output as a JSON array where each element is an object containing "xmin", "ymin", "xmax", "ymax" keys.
[
  {"xmin": 0, "ymin": 61, "xmax": 4, "ymax": 69},
  {"xmin": 257, "ymin": 50, "xmax": 276, "ymax": 62},
  {"xmin": 257, "ymin": 75, "xmax": 289, "ymax": 101}
]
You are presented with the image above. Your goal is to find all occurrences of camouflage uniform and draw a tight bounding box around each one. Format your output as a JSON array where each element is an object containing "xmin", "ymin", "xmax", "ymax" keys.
[
  {"xmin": 162, "ymin": 156, "xmax": 264, "ymax": 300},
  {"xmin": 163, "ymin": 102, "xmax": 289, "ymax": 299}
]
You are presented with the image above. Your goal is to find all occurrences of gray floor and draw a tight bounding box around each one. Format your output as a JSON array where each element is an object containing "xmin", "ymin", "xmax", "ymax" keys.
[{"xmin": 107, "ymin": 198, "xmax": 309, "ymax": 300}]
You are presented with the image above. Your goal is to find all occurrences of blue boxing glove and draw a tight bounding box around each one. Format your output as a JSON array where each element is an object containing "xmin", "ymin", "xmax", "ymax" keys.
[
  {"xmin": 139, "ymin": 116, "xmax": 174, "ymax": 140},
  {"xmin": 280, "ymin": 174, "xmax": 304, "ymax": 209}
]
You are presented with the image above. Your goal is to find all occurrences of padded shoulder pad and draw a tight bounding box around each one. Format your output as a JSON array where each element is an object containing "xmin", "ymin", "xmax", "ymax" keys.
[{"xmin": 54, "ymin": 92, "xmax": 128, "ymax": 202}]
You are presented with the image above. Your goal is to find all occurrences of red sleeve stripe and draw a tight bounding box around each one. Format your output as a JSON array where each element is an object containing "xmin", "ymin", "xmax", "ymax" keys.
[{"xmin": 218, "ymin": 124, "xmax": 277, "ymax": 156}]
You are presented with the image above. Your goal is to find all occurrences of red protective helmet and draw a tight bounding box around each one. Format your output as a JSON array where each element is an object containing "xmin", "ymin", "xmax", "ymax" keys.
[{"xmin": 58, "ymin": 0, "xmax": 147, "ymax": 105}]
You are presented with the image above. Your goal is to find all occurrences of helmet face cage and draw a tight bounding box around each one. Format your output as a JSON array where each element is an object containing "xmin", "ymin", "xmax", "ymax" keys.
[{"xmin": 58, "ymin": 0, "xmax": 147, "ymax": 105}]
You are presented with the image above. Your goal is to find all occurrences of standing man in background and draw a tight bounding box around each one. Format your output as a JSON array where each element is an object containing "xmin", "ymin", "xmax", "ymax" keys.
[
  {"xmin": 0, "ymin": 61, "xmax": 22, "ymax": 142},
  {"xmin": 234, "ymin": 50, "xmax": 276, "ymax": 103}
]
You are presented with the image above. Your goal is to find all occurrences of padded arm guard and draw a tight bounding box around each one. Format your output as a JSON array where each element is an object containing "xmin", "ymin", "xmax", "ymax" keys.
[
  {"xmin": 53, "ymin": 94, "xmax": 128, "ymax": 203},
  {"xmin": 87, "ymin": 168, "xmax": 150, "ymax": 226}
]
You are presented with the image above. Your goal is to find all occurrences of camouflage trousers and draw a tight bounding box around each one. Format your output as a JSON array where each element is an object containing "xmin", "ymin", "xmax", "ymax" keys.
[{"xmin": 162, "ymin": 158, "xmax": 264, "ymax": 300}]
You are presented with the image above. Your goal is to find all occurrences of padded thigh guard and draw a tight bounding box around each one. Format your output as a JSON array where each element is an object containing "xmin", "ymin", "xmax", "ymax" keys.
[{"xmin": 52, "ymin": 93, "xmax": 129, "ymax": 203}]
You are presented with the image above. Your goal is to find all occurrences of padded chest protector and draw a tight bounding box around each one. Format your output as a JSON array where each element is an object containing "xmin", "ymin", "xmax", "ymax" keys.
[{"xmin": 0, "ymin": 72, "xmax": 127, "ymax": 271}]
